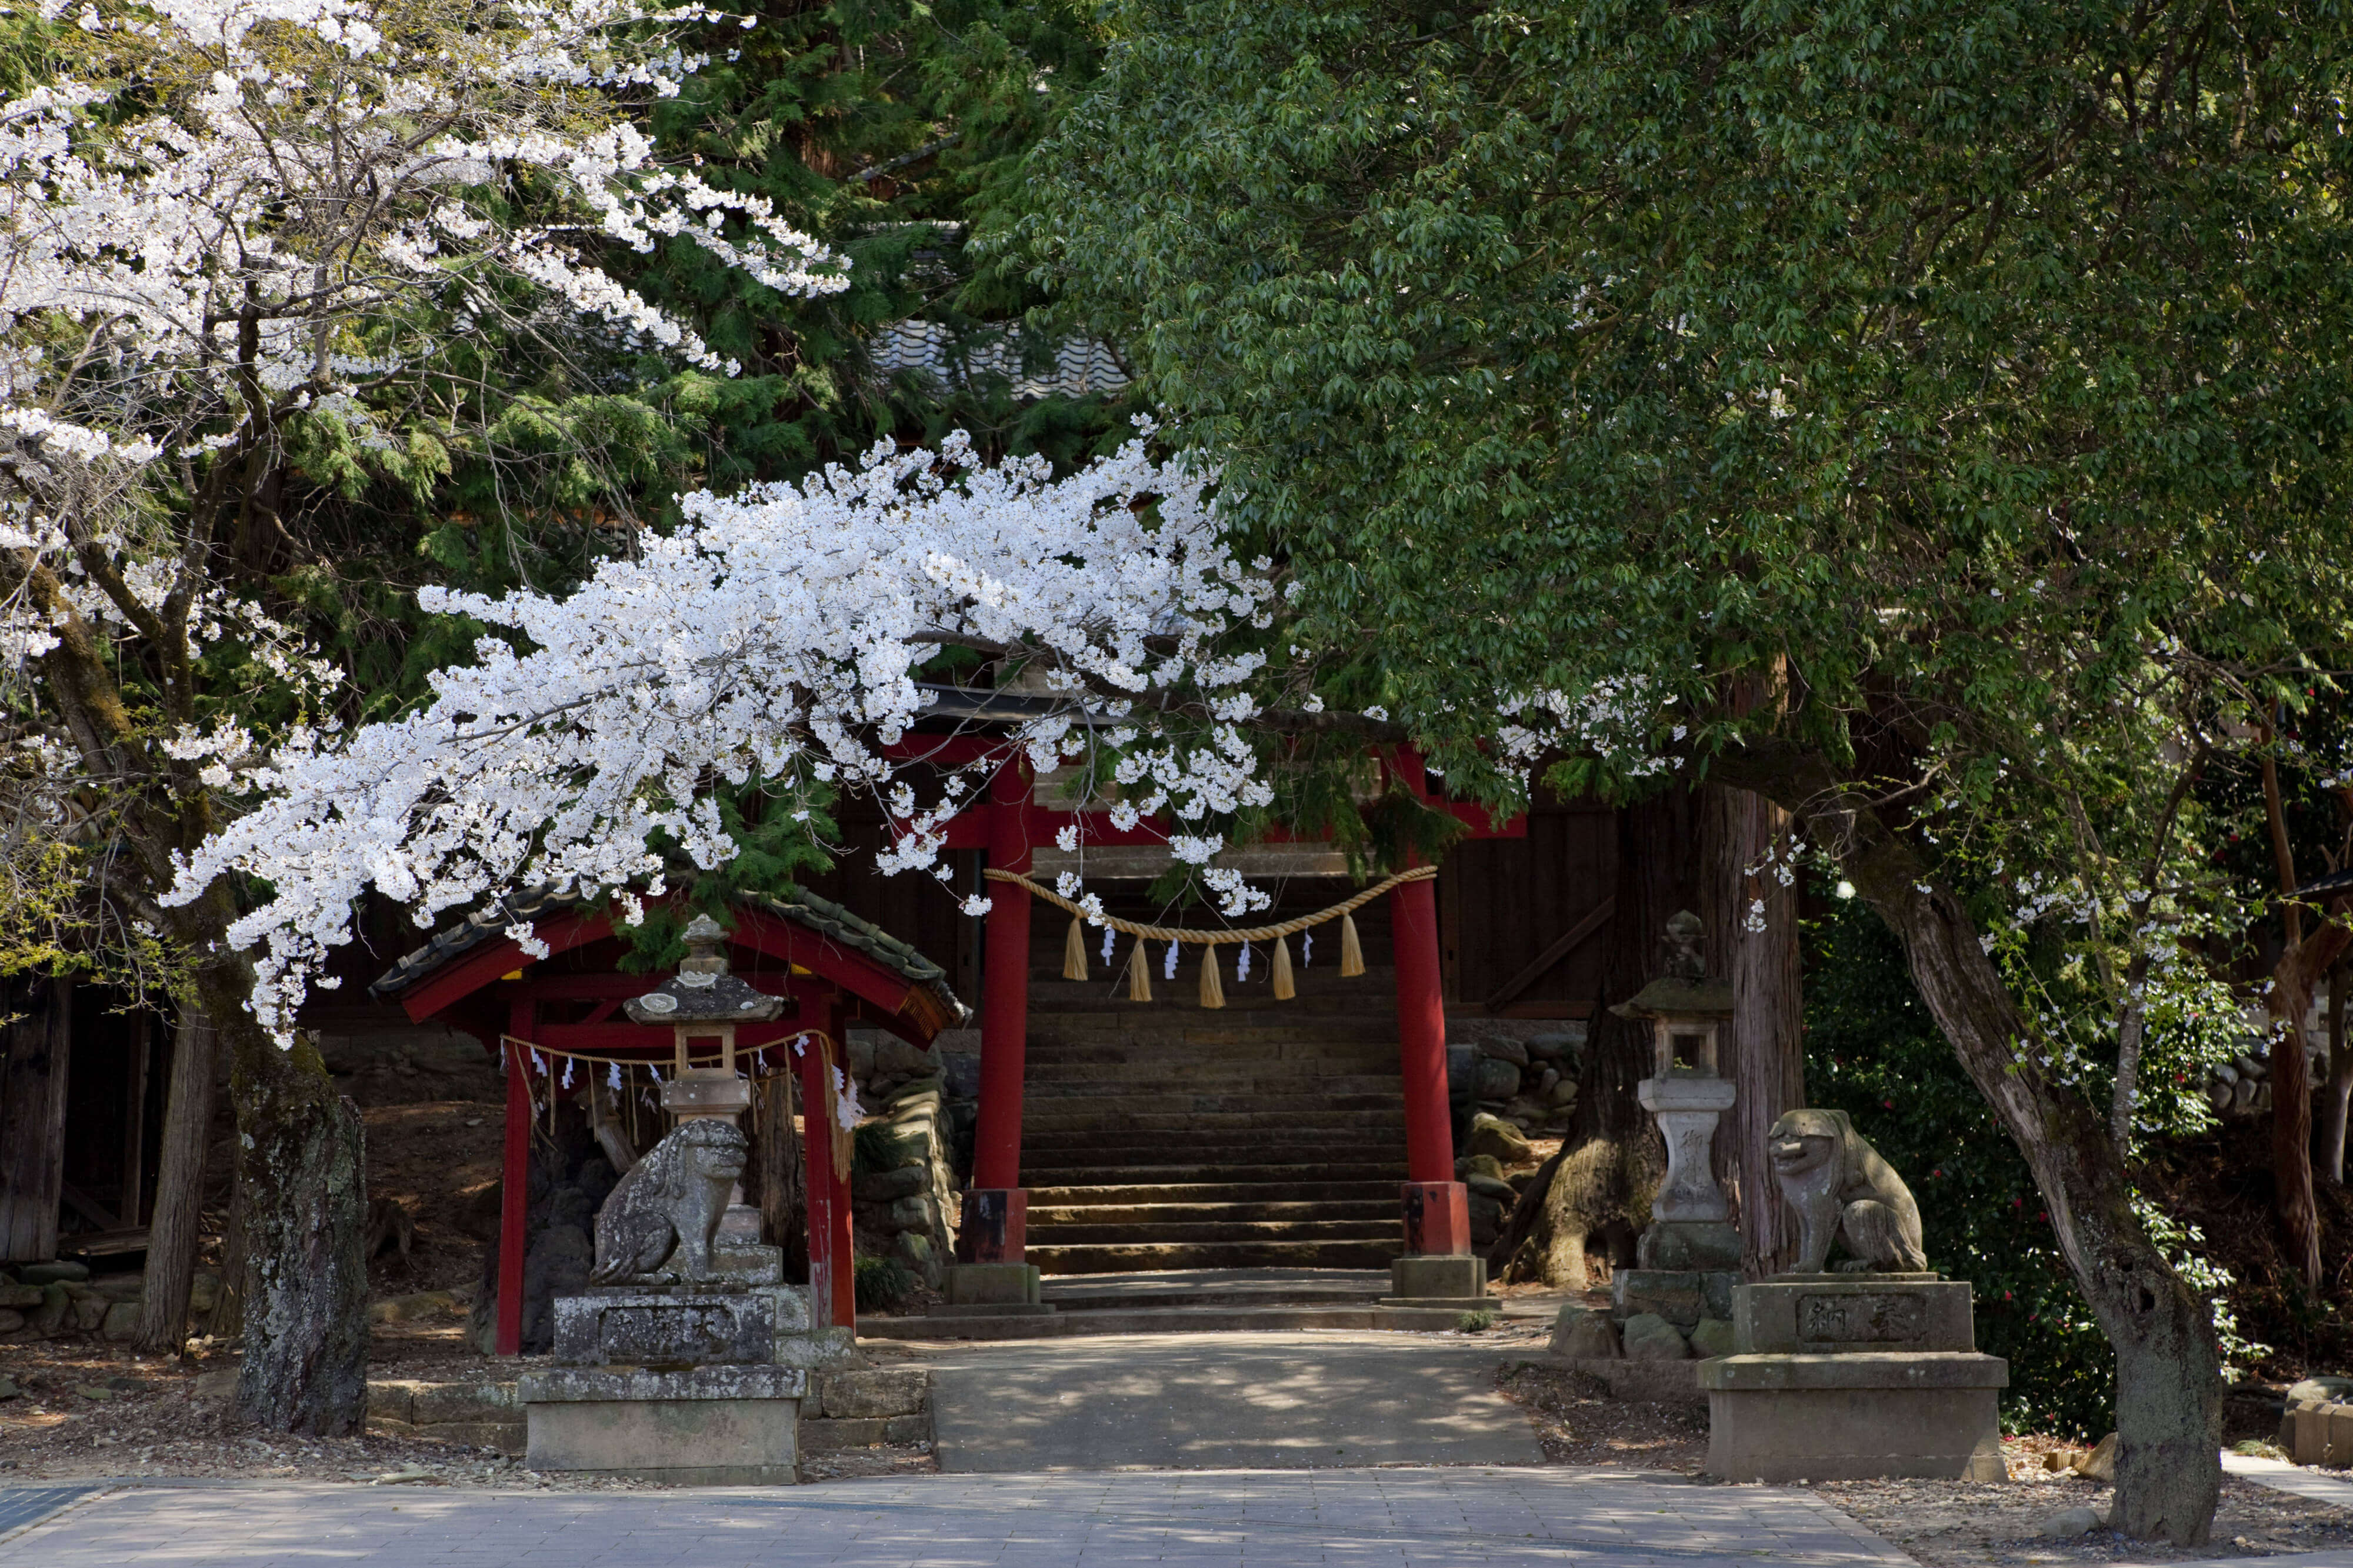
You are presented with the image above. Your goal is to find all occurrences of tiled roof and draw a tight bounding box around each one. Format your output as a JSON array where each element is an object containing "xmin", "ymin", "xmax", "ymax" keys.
[
  {"xmin": 370, "ymin": 886, "xmax": 969, "ymax": 1027},
  {"xmin": 871, "ymin": 320, "xmax": 1129, "ymax": 399}
]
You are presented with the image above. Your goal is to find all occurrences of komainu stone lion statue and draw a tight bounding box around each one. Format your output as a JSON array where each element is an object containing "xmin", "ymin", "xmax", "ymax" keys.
[
  {"xmin": 590, "ymin": 1118, "xmax": 748, "ymax": 1285},
  {"xmin": 1768, "ymin": 1108, "xmax": 1928, "ymax": 1273}
]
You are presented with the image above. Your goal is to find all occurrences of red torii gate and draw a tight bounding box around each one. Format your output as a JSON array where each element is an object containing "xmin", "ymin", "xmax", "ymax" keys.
[
  {"xmin": 371, "ymin": 890, "xmax": 968, "ymax": 1355},
  {"xmin": 886, "ymin": 733, "xmax": 1521, "ymax": 1276}
]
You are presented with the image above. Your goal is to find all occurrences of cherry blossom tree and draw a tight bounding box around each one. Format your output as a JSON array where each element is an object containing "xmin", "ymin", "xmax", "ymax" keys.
[{"xmin": 0, "ymin": 0, "xmax": 841, "ymax": 1426}]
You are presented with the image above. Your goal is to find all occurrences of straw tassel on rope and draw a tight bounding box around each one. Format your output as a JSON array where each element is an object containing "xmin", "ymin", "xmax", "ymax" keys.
[
  {"xmin": 1124, "ymin": 938, "xmax": 1154, "ymax": 1002},
  {"xmin": 1198, "ymin": 945, "xmax": 1225, "ymax": 1010},
  {"xmin": 1063, "ymin": 913, "xmax": 1088, "ymax": 981},
  {"xmin": 1339, "ymin": 912, "xmax": 1366, "ymax": 978},
  {"xmin": 1271, "ymin": 935, "xmax": 1296, "ymax": 1001}
]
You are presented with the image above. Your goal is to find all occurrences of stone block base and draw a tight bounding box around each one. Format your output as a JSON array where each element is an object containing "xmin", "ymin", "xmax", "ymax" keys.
[
  {"xmin": 1389, "ymin": 1254, "xmax": 1487, "ymax": 1302},
  {"xmin": 552, "ymin": 1286, "xmax": 785, "ymax": 1367},
  {"xmin": 945, "ymin": 1262, "xmax": 1041, "ymax": 1306},
  {"xmin": 1699, "ymin": 1352, "xmax": 2008, "ymax": 1482},
  {"xmin": 1613, "ymin": 1267, "xmax": 1737, "ymax": 1327},
  {"xmin": 1638, "ymin": 1221, "xmax": 1742, "ymax": 1271},
  {"xmin": 1734, "ymin": 1276, "xmax": 1974, "ymax": 1355},
  {"xmin": 802, "ymin": 1414, "xmax": 931, "ymax": 1452},
  {"xmin": 521, "ymin": 1365, "xmax": 804, "ymax": 1483},
  {"xmin": 773, "ymin": 1325, "xmax": 861, "ymax": 1369}
]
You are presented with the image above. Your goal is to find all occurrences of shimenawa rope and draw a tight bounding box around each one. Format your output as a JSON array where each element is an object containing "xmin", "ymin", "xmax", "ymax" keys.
[{"xmin": 982, "ymin": 863, "xmax": 1435, "ymax": 1006}]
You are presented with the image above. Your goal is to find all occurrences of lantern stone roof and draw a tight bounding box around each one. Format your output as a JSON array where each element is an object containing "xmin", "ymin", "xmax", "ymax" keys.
[
  {"xmin": 622, "ymin": 912, "xmax": 788, "ymax": 1025},
  {"xmin": 1609, "ymin": 974, "xmax": 1736, "ymax": 1019}
]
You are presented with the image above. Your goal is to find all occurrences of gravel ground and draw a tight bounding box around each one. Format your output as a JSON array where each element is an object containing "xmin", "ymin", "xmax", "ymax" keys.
[
  {"xmin": 1815, "ymin": 1470, "xmax": 2353, "ymax": 1566},
  {"xmin": 1494, "ymin": 1361, "xmax": 1712, "ymax": 1469},
  {"xmin": 0, "ymin": 1325, "xmax": 936, "ymax": 1490}
]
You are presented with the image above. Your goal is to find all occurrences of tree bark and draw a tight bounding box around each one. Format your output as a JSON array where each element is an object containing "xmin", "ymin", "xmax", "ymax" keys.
[
  {"xmin": 224, "ymin": 1007, "xmax": 369, "ymax": 1434},
  {"xmin": 1498, "ymin": 787, "xmax": 1696, "ymax": 1286},
  {"xmin": 2258, "ymin": 753, "xmax": 2342, "ymax": 1285},
  {"xmin": 2321, "ymin": 962, "xmax": 2351, "ymax": 1185},
  {"xmin": 134, "ymin": 1005, "xmax": 220, "ymax": 1355},
  {"xmin": 755, "ymin": 1073, "xmax": 808, "ymax": 1280},
  {"xmin": 1712, "ymin": 739, "xmax": 2220, "ymax": 1544},
  {"xmin": 1706, "ymin": 782, "xmax": 1806, "ymax": 1276},
  {"xmin": 6, "ymin": 519, "xmax": 368, "ymax": 1429}
]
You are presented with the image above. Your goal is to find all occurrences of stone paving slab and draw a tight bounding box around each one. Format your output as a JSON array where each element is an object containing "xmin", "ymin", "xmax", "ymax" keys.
[
  {"xmin": 0, "ymin": 1484, "xmax": 97, "ymax": 1542},
  {"xmin": 919, "ymin": 1331, "xmax": 1548, "ymax": 1472},
  {"xmin": 0, "ymin": 1469, "xmax": 1909, "ymax": 1567},
  {"xmin": 2225, "ymin": 1451, "xmax": 2353, "ymax": 1510}
]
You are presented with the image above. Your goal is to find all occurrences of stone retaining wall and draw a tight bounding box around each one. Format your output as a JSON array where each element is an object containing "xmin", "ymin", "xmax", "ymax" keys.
[
  {"xmin": 367, "ymin": 1379, "xmax": 525, "ymax": 1454},
  {"xmin": 364, "ymin": 1367, "xmax": 931, "ymax": 1462},
  {"xmin": 801, "ymin": 1367, "xmax": 932, "ymax": 1453},
  {"xmin": 848, "ymin": 1064, "xmax": 958, "ymax": 1288},
  {"xmin": 0, "ymin": 1262, "xmax": 222, "ymax": 1345}
]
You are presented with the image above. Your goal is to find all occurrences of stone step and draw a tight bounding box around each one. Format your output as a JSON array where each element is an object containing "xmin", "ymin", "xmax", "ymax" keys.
[
  {"xmin": 1023, "ymin": 1017, "xmax": 1397, "ymax": 1045},
  {"xmin": 1018, "ymin": 1149, "xmax": 1408, "ymax": 1176},
  {"xmin": 1026, "ymin": 1180, "xmax": 1406, "ymax": 1205},
  {"xmin": 1039, "ymin": 1276, "xmax": 1386, "ymax": 1311},
  {"xmin": 1021, "ymin": 1153, "xmax": 1402, "ymax": 1177},
  {"xmin": 857, "ymin": 1303, "xmax": 1472, "ymax": 1340},
  {"xmin": 1025, "ymin": 1239, "xmax": 1405, "ymax": 1274},
  {"xmin": 1018, "ymin": 1103, "xmax": 1408, "ymax": 1134},
  {"xmin": 1019, "ymin": 1113, "xmax": 1405, "ymax": 1144},
  {"xmin": 1007, "ymin": 1055, "xmax": 1393, "ymax": 1083},
  {"xmin": 1026, "ymin": 1198, "xmax": 1400, "ymax": 1226},
  {"xmin": 1025, "ymin": 1219, "xmax": 1401, "ymax": 1245},
  {"xmin": 1019, "ymin": 1043, "xmax": 1401, "ymax": 1069}
]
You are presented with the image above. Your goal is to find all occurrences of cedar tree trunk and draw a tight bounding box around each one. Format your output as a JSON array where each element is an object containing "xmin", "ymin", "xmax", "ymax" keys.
[
  {"xmin": 1707, "ymin": 782, "xmax": 1806, "ymax": 1276},
  {"xmin": 2321, "ymin": 962, "xmax": 2351, "ymax": 1186}
]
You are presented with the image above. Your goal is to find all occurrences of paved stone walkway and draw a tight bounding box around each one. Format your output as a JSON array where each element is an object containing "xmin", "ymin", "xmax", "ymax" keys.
[
  {"xmin": 0, "ymin": 1469, "xmax": 1908, "ymax": 1566},
  {"xmin": 2225, "ymin": 1450, "xmax": 2353, "ymax": 1510},
  {"xmin": 917, "ymin": 1331, "xmax": 1548, "ymax": 1472}
]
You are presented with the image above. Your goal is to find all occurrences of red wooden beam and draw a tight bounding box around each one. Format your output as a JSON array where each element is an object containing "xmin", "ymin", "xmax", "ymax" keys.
[
  {"xmin": 724, "ymin": 910, "xmax": 918, "ymax": 1036},
  {"xmin": 396, "ymin": 907, "xmax": 615, "ymax": 1022}
]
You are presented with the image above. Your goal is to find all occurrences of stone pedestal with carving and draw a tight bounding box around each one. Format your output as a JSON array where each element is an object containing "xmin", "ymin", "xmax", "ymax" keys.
[
  {"xmin": 1698, "ymin": 1275, "xmax": 2008, "ymax": 1481},
  {"xmin": 1639, "ymin": 1076, "xmax": 1737, "ymax": 1224}
]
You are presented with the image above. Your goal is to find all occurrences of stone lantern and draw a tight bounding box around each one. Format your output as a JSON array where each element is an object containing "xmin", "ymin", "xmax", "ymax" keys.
[
  {"xmin": 623, "ymin": 912, "xmax": 785, "ymax": 1126},
  {"xmin": 622, "ymin": 912, "xmax": 785, "ymax": 1245},
  {"xmin": 1611, "ymin": 910, "xmax": 1741, "ymax": 1272}
]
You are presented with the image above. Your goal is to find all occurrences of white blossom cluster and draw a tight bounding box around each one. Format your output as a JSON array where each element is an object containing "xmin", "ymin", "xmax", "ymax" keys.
[
  {"xmin": 168, "ymin": 429, "xmax": 1297, "ymax": 1037},
  {"xmin": 0, "ymin": 0, "xmax": 845, "ymax": 489}
]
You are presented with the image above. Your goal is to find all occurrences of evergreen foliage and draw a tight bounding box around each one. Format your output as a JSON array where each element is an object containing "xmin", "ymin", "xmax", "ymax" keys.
[{"xmin": 1806, "ymin": 890, "xmax": 2109, "ymax": 1436}]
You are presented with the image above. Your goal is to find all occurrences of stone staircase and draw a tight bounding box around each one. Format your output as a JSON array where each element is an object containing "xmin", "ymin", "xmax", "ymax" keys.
[{"xmin": 1015, "ymin": 896, "xmax": 1411, "ymax": 1276}]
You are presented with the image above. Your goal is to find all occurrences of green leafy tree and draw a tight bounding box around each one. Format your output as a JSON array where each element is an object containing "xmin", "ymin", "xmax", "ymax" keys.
[{"xmin": 1021, "ymin": 0, "xmax": 2353, "ymax": 1539}]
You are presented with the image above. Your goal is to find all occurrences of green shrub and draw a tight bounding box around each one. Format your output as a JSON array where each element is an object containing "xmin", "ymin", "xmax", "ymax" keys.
[
  {"xmin": 853, "ymin": 1254, "xmax": 917, "ymax": 1315},
  {"xmin": 1457, "ymin": 1310, "xmax": 1496, "ymax": 1333},
  {"xmin": 1805, "ymin": 890, "xmax": 2111, "ymax": 1436}
]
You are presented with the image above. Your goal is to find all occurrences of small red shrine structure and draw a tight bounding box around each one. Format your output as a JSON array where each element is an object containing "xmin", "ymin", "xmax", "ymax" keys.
[
  {"xmin": 374, "ymin": 713, "xmax": 1517, "ymax": 1353},
  {"xmin": 371, "ymin": 888, "xmax": 968, "ymax": 1355}
]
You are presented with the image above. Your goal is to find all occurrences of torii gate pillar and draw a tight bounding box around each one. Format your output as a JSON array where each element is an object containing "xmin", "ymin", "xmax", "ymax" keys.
[
  {"xmin": 951, "ymin": 756, "xmax": 1044, "ymax": 1309},
  {"xmin": 1387, "ymin": 750, "xmax": 1482, "ymax": 1305}
]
